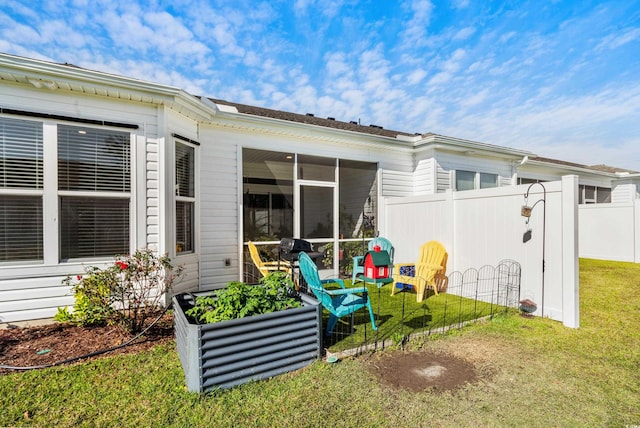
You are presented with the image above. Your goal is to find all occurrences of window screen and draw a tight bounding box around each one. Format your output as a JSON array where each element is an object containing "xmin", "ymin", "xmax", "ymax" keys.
[
  {"xmin": 0, "ymin": 117, "xmax": 43, "ymax": 189},
  {"xmin": 0, "ymin": 195, "xmax": 43, "ymax": 262},
  {"xmin": 0, "ymin": 117, "xmax": 44, "ymax": 262},
  {"xmin": 58, "ymin": 125, "xmax": 131, "ymax": 260},
  {"xmin": 60, "ymin": 197, "xmax": 129, "ymax": 260},
  {"xmin": 455, "ymin": 170, "xmax": 476, "ymax": 191},
  {"xmin": 479, "ymin": 173, "xmax": 498, "ymax": 189},
  {"xmin": 58, "ymin": 125, "xmax": 130, "ymax": 192},
  {"xmin": 176, "ymin": 142, "xmax": 195, "ymax": 254}
]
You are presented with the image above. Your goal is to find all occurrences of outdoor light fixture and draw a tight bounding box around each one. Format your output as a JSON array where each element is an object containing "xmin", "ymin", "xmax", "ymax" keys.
[{"xmin": 521, "ymin": 182, "xmax": 547, "ymax": 316}]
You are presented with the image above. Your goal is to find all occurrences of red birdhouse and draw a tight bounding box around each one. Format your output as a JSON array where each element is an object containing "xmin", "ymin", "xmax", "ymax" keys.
[{"xmin": 363, "ymin": 246, "xmax": 391, "ymax": 279}]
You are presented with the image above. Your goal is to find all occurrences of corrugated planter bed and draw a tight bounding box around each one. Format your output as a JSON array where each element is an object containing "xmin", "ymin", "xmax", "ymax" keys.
[{"xmin": 173, "ymin": 291, "xmax": 321, "ymax": 393}]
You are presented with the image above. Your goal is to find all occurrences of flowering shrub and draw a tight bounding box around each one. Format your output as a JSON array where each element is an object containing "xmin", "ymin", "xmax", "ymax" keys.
[
  {"xmin": 56, "ymin": 266, "xmax": 118, "ymax": 327},
  {"xmin": 56, "ymin": 248, "xmax": 183, "ymax": 333}
]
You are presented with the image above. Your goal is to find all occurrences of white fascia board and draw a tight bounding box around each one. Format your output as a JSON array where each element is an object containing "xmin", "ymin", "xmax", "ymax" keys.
[
  {"xmin": 525, "ymin": 159, "xmax": 617, "ymax": 178},
  {"xmin": 0, "ymin": 53, "xmax": 217, "ymax": 122},
  {"xmin": 415, "ymin": 133, "xmax": 534, "ymax": 160},
  {"xmin": 211, "ymin": 109, "xmax": 416, "ymax": 152}
]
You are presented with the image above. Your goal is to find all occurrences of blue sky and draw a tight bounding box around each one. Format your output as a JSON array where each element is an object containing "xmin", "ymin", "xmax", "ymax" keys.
[{"xmin": 1, "ymin": 0, "xmax": 639, "ymax": 169}]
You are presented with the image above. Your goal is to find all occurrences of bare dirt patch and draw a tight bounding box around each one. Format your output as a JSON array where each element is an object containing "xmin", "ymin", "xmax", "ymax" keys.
[
  {"xmin": 0, "ymin": 314, "xmax": 173, "ymax": 375},
  {"xmin": 367, "ymin": 349, "xmax": 479, "ymax": 392}
]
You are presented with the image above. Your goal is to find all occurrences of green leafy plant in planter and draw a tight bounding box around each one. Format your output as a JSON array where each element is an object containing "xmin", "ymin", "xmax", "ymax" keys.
[{"xmin": 185, "ymin": 271, "xmax": 301, "ymax": 324}]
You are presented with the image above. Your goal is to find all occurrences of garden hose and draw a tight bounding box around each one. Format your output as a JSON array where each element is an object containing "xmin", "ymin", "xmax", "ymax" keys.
[{"xmin": 0, "ymin": 304, "xmax": 172, "ymax": 371}]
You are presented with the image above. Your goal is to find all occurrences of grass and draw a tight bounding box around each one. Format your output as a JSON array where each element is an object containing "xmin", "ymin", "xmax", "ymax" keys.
[
  {"xmin": 325, "ymin": 280, "xmax": 504, "ymax": 352},
  {"xmin": 1, "ymin": 258, "xmax": 639, "ymax": 427}
]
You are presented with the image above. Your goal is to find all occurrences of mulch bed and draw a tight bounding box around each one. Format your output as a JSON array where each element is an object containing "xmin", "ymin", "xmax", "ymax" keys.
[{"xmin": 0, "ymin": 313, "xmax": 174, "ymax": 375}]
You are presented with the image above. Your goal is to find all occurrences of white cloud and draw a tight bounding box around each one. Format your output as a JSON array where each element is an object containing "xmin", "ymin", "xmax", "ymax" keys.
[
  {"xmin": 2, "ymin": 0, "xmax": 640, "ymax": 171},
  {"xmin": 406, "ymin": 69, "xmax": 427, "ymax": 85},
  {"xmin": 596, "ymin": 27, "xmax": 640, "ymax": 51},
  {"xmin": 451, "ymin": 0, "xmax": 470, "ymax": 9},
  {"xmin": 453, "ymin": 26, "xmax": 475, "ymax": 41},
  {"xmin": 401, "ymin": 0, "xmax": 434, "ymax": 46}
]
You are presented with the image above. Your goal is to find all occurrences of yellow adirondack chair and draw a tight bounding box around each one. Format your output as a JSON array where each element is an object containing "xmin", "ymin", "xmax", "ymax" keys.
[
  {"xmin": 391, "ymin": 241, "xmax": 448, "ymax": 302},
  {"xmin": 248, "ymin": 241, "xmax": 291, "ymax": 278}
]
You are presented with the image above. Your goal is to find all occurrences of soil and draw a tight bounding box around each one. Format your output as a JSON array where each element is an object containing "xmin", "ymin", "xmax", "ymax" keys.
[
  {"xmin": 1, "ymin": 317, "xmax": 478, "ymax": 393},
  {"xmin": 366, "ymin": 349, "xmax": 479, "ymax": 393},
  {"xmin": 0, "ymin": 313, "xmax": 174, "ymax": 375}
]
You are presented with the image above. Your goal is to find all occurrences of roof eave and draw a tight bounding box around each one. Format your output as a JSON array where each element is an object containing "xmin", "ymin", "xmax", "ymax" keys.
[
  {"xmin": 525, "ymin": 159, "xmax": 619, "ymax": 177},
  {"xmin": 0, "ymin": 53, "xmax": 217, "ymax": 122},
  {"xmin": 210, "ymin": 106, "xmax": 416, "ymax": 149},
  {"xmin": 415, "ymin": 133, "xmax": 534, "ymax": 160}
]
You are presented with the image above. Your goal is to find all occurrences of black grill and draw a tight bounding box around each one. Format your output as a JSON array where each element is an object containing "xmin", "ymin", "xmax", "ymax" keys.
[{"xmin": 279, "ymin": 237, "xmax": 313, "ymax": 255}]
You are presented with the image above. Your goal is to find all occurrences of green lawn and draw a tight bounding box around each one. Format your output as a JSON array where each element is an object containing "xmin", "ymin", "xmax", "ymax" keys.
[
  {"xmin": 325, "ymin": 280, "xmax": 506, "ymax": 352},
  {"xmin": 1, "ymin": 258, "xmax": 639, "ymax": 427}
]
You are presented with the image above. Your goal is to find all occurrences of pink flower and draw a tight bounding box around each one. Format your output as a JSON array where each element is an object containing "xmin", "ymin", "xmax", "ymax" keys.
[{"xmin": 76, "ymin": 275, "xmax": 82, "ymax": 281}]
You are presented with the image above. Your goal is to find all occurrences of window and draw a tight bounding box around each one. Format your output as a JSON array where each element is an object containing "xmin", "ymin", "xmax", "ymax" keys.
[
  {"xmin": 579, "ymin": 185, "xmax": 611, "ymax": 204},
  {"xmin": 176, "ymin": 141, "xmax": 195, "ymax": 254},
  {"xmin": 455, "ymin": 170, "xmax": 499, "ymax": 191},
  {"xmin": 58, "ymin": 125, "xmax": 131, "ymax": 260},
  {"xmin": 339, "ymin": 160, "xmax": 377, "ymax": 238},
  {"xmin": 455, "ymin": 170, "xmax": 476, "ymax": 191},
  {"xmin": 518, "ymin": 177, "xmax": 541, "ymax": 185},
  {"xmin": 0, "ymin": 117, "xmax": 43, "ymax": 262},
  {"xmin": 298, "ymin": 154, "xmax": 335, "ymax": 181},
  {"xmin": 0, "ymin": 115, "xmax": 133, "ymax": 264},
  {"xmin": 242, "ymin": 149, "xmax": 294, "ymax": 241},
  {"xmin": 479, "ymin": 173, "xmax": 498, "ymax": 189}
]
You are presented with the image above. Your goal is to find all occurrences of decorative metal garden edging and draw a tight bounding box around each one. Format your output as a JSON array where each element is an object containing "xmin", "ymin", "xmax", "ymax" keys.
[
  {"xmin": 311, "ymin": 259, "xmax": 522, "ymax": 356},
  {"xmin": 173, "ymin": 291, "xmax": 321, "ymax": 393}
]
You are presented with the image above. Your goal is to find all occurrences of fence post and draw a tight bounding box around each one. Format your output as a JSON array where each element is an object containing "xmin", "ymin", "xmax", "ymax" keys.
[{"xmin": 562, "ymin": 175, "xmax": 580, "ymax": 328}]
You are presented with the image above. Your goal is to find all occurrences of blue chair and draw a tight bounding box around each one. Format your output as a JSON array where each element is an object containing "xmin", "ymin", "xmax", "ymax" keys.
[
  {"xmin": 298, "ymin": 252, "xmax": 377, "ymax": 335},
  {"xmin": 352, "ymin": 237, "xmax": 394, "ymax": 284}
]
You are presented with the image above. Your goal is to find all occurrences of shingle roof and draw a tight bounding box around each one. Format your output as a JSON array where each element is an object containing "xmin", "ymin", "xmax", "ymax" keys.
[
  {"xmin": 209, "ymin": 98, "xmax": 636, "ymax": 174},
  {"xmin": 207, "ymin": 98, "xmax": 417, "ymax": 139}
]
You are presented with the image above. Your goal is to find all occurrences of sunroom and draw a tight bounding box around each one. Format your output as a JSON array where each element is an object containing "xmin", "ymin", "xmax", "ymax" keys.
[{"xmin": 241, "ymin": 148, "xmax": 378, "ymax": 282}]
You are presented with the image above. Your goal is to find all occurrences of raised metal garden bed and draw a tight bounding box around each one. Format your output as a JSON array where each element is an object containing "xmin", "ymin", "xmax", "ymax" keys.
[{"xmin": 173, "ymin": 291, "xmax": 321, "ymax": 393}]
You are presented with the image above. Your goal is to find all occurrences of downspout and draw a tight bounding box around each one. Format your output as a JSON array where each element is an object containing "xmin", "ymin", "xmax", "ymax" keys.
[{"xmin": 515, "ymin": 155, "xmax": 529, "ymax": 184}]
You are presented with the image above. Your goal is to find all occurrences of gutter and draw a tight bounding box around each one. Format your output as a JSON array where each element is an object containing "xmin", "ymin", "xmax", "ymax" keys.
[{"xmin": 0, "ymin": 53, "xmax": 218, "ymax": 122}]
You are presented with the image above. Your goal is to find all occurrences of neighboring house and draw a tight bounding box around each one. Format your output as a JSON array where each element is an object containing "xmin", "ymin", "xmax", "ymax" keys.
[{"xmin": 0, "ymin": 52, "xmax": 637, "ymax": 323}]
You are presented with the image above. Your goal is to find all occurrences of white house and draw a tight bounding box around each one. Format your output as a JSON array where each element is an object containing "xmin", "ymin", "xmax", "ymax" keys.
[{"xmin": 0, "ymin": 52, "xmax": 637, "ymax": 324}]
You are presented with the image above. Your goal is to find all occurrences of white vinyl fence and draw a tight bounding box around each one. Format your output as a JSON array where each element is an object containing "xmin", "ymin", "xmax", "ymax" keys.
[
  {"xmin": 579, "ymin": 201, "xmax": 640, "ymax": 262},
  {"xmin": 382, "ymin": 175, "xmax": 580, "ymax": 328}
]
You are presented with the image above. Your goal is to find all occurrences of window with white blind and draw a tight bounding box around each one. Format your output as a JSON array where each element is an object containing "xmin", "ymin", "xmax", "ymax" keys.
[
  {"xmin": 58, "ymin": 125, "xmax": 131, "ymax": 260},
  {"xmin": 175, "ymin": 141, "xmax": 195, "ymax": 254},
  {"xmin": 0, "ymin": 117, "xmax": 44, "ymax": 262}
]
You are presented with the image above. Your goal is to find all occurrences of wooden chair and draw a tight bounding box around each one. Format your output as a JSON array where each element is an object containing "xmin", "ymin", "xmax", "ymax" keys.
[
  {"xmin": 391, "ymin": 241, "xmax": 448, "ymax": 302},
  {"xmin": 248, "ymin": 241, "xmax": 291, "ymax": 278}
]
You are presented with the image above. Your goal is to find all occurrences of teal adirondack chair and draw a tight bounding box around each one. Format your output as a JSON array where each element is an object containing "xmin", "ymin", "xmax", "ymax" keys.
[
  {"xmin": 298, "ymin": 252, "xmax": 377, "ymax": 335},
  {"xmin": 352, "ymin": 237, "xmax": 394, "ymax": 284}
]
